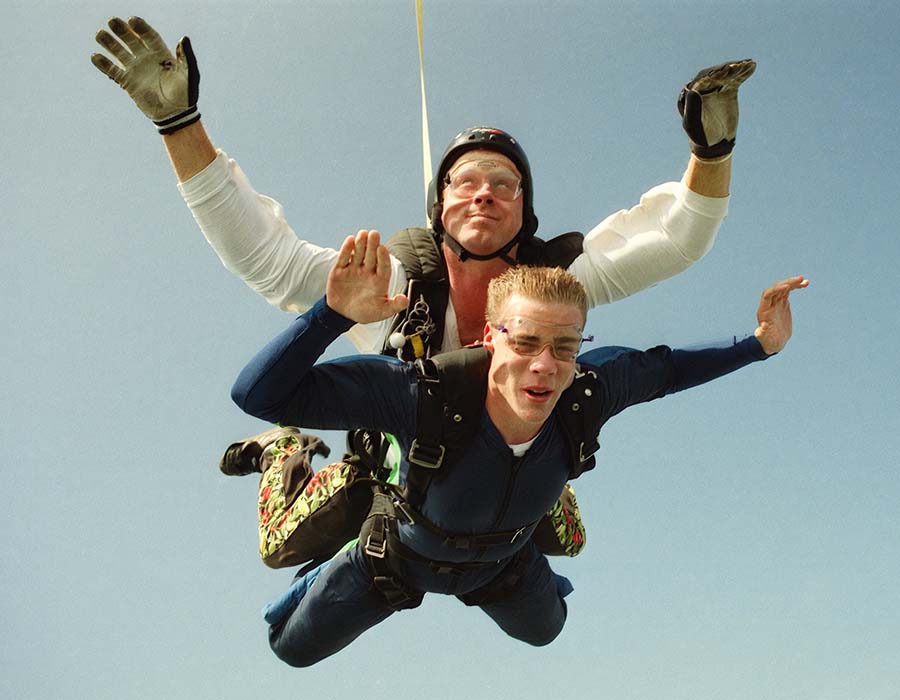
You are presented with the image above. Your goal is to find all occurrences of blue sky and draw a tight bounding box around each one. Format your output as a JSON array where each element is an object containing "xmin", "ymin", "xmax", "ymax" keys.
[{"xmin": 3, "ymin": 2, "xmax": 899, "ymax": 699}]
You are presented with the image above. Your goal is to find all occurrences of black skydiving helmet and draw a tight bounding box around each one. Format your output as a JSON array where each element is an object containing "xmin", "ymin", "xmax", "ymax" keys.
[{"xmin": 427, "ymin": 126, "xmax": 539, "ymax": 264}]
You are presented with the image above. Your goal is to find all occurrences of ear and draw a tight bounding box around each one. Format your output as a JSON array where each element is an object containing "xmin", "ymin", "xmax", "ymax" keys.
[{"xmin": 483, "ymin": 322, "xmax": 495, "ymax": 353}]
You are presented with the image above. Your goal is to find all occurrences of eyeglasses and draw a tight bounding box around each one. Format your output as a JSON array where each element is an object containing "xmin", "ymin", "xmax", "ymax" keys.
[
  {"xmin": 495, "ymin": 316, "xmax": 593, "ymax": 362},
  {"xmin": 443, "ymin": 160, "xmax": 523, "ymax": 201}
]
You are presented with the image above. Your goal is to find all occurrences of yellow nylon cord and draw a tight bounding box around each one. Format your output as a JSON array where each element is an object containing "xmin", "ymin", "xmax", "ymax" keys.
[{"xmin": 416, "ymin": 0, "xmax": 433, "ymax": 224}]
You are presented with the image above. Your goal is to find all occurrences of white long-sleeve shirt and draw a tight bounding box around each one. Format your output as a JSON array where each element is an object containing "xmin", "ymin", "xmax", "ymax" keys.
[{"xmin": 179, "ymin": 151, "xmax": 728, "ymax": 353}]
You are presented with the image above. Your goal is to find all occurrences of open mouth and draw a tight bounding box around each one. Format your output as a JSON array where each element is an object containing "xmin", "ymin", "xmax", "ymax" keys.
[{"xmin": 524, "ymin": 388, "xmax": 552, "ymax": 399}]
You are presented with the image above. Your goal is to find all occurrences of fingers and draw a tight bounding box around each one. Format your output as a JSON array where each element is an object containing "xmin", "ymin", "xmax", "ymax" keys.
[
  {"xmin": 107, "ymin": 16, "xmax": 145, "ymax": 55},
  {"xmin": 689, "ymin": 59, "xmax": 756, "ymax": 93},
  {"xmin": 94, "ymin": 27, "xmax": 133, "ymax": 66},
  {"xmin": 90, "ymin": 52, "xmax": 123, "ymax": 82},
  {"xmin": 335, "ymin": 234, "xmax": 357, "ymax": 268},
  {"xmin": 359, "ymin": 230, "xmax": 380, "ymax": 270},
  {"xmin": 335, "ymin": 230, "xmax": 385, "ymax": 270},
  {"xmin": 376, "ymin": 244, "xmax": 393, "ymax": 281},
  {"xmin": 761, "ymin": 275, "xmax": 809, "ymax": 304},
  {"xmin": 130, "ymin": 16, "xmax": 170, "ymax": 56},
  {"xmin": 92, "ymin": 17, "xmax": 152, "ymax": 78}
]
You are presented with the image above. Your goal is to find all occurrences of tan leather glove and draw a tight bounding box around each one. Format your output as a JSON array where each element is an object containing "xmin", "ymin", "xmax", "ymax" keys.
[
  {"xmin": 678, "ymin": 59, "xmax": 756, "ymax": 159},
  {"xmin": 91, "ymin": 16, "xmax": 200, "ymax": 135}
]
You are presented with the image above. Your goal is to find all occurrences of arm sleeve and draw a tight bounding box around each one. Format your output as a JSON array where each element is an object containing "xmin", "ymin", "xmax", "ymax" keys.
[
  {"xmin": 567, "ymin": 178, "xmax": 729, "ymax": 308},
  {"xmin": 178, "ymin": 151, "xmax": 407, "ymax": 352},
  {"xmin": 669, "ymin": 334, "xmax": 770, "ymax": 391},
  {"xmin": 581, "ymin": 334, "xmax": 769, "ymax": 420},
  {"xmin": 231, "ymin": 298, "xmax": 415, "ymax": 435}
]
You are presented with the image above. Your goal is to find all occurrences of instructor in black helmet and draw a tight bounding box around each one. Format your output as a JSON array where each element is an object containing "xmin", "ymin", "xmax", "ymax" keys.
[{"xmin": 90, "ymin": 16, "xmax": 756, "ymax": 359}]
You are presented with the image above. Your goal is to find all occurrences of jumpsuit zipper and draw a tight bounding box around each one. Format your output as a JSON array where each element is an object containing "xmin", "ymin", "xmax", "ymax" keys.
[{"xmin": 475, "ymin": 452, "xmax": 523, "ymax": 560}]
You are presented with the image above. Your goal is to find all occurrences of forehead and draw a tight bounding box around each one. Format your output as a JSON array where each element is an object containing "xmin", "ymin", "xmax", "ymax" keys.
[
  {"xmin": 449, "ymin": 149, "xmax": 520, "ymax": 177},
  {"xmin": 498, "ymin": 293, "xmax": 584, "ymax": 329}
]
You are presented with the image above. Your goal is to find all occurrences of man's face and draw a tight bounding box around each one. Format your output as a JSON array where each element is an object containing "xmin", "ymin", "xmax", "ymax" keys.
[
  {"xmin": 483, "ymin": 293, "xmax": 583, "ymax": 443},
  {"xmin": 439, "ymin": 150, "xmax": 524, "ymax": 256}
]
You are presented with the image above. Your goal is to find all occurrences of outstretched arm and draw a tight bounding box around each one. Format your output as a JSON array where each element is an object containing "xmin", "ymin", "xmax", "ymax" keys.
[
  {"xmin": 669, "ymin": 275, "xmax": 809, "ymax": 391},
  {"xmin": 589, "ymin": 276, "xmax": 808, "ymax": 420}
]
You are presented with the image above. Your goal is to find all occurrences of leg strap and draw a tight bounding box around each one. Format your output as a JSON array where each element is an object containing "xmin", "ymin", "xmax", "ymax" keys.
[{"xmin": 359, "ymin": 490, "xmax": 424, "ymax": 611}]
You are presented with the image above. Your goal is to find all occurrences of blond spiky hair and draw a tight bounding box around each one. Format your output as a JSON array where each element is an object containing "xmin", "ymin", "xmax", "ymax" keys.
[{"xmin": 486, "ymin": 266, "xmax": 587, "ymax": 325}]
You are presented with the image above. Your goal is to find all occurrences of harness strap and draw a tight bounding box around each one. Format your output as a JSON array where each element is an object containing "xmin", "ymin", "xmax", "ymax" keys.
[
  {"xmin": 401, "ymin": 500, "xmax": 539, "ymax": 550},
  {"xmin": 441, "ymin": 228, "xmax": 522, "ymax": 265},
  {"xmin": 404, "ymin": 358, "xmax": 446, "ymax": 506},
  {"xmin": 362, "ymin": 490, "xmax": 502, "ymax": 572},
  {"xmin": 360, "ymin": 490, "xmax": 423, "ymax": 610},
  {"xmin": 559, "ymin": 365, "xmax": 604, "ymax": 478}
]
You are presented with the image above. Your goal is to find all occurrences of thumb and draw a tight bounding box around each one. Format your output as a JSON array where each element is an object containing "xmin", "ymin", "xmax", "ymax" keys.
[
  {"xmin": 176, "ymin": 36, "xmax": 200, "ymax": 104},
  {"xmin": 387, "ymin": 294, "xmax": 409, "ymax": 313}
]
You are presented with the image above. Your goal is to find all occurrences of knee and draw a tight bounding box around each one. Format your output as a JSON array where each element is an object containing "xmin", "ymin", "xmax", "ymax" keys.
[
  {"xmin": 269, "ymin": 627, "xmax": 327, "ymax": 668},
  {"xmin": 270, "ymin": 639, "xmax": 326, "ymax": 668},
  {"xmin": 513, "ymin": 597, "xmax": 567, "ymax": 647},
  {"xmin": 519, "ymin": 618, "xmax": 565, "ymax": 647}
]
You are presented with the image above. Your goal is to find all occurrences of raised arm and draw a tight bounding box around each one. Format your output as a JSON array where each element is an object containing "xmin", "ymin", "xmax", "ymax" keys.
[
  {"xmin": 232, "ymin": 231, "xmax": 408, "ymax": 423},
  {"xmin": 680, "ymin": 59, "xmax": 756, "ymax": 197},
  {"xmin": 91, "ymin": 17, "xmax": 408, "ymax": 347},
  {"xmin": 569, "ymin": 59, "xmax": 755, "ymax": 308}
]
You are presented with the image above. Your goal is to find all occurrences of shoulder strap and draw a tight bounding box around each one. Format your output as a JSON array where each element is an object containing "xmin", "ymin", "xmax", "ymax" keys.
[
  {"xmin": 554, "ymin": 364, "xmax": 605, "ymax": 479},
  {"xmin": 403, "ymin": 346, "xmax": 490, "ymax": 506},
  {"xmin": 516, "ymin": 231, "xmax": 585, "ymax": 268},
  {"xmin": 383, "ymin": 227, "xmax": 450, "ymax": 360}
]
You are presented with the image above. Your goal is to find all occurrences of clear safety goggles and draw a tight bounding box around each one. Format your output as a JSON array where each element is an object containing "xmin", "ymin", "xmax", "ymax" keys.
[
  {"xmin": 443, "ymin": 160, "xmax": 523, "ymax": 201},
  {"xmin": 495, "ymin": 316, "xmax": 593, "ymax": 362}
]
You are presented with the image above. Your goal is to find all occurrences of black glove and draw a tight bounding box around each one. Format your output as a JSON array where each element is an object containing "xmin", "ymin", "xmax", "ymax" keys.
[
  {"xmin": 678, "ymin": 59, "xmax": 756, "ymax": 159},
  {"xmin": 91, "ymin": 16, "xmax": 200, "ymax": 135}
]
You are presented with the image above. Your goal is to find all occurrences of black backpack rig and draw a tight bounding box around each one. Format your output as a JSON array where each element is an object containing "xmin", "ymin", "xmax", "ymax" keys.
[{"xmin": 381, "ymin": 226, "xmax": 585, "ymax": 361}]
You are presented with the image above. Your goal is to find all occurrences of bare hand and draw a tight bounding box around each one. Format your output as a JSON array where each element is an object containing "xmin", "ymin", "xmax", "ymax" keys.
[
  {"xmin": 325, "ymin": 230, "xmax": 408, "ymax": 324},
  {"xmin": 754, "ymin": 276, "xmax": 809, "ymax": 355}
]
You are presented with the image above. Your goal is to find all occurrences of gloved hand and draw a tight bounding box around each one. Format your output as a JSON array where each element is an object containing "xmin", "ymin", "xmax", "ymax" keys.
[
  {"xmin": 91, "ymin": 16, "xmax": 200, "ymax": 135},
  {"xmin": 678, "ymin": 59, "xmax": 756, "ymax": 159}
]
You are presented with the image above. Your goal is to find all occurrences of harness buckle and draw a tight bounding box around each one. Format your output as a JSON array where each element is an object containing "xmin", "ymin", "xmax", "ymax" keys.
[
  {"xmin": 510, "ymin": 525, "xmax": 528, "ymax": 543},
  {"xmin": 394, "ymin": 499, "xmax": 416, "ymax": 525},
  {"xmin": 578, "ymin": 440, "xmax": 598, "ymax": 463},
  {"xmin": 364, "ymin": 530, "xmax": 387, "ymax": 559},
  {"xmin": 408, "ymin": 439, "xmax": 445, "ymax": 469}
]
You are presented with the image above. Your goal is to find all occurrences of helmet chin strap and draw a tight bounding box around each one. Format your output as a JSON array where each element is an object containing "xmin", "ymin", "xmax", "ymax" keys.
[{"xmin": 442, "ymin": 230, "xmax": 522, "ymax": 266}]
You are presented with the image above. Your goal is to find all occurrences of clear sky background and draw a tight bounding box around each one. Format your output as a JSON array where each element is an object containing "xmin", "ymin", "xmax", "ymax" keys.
[{"xmin": 3, "ymin": 1, "xmax": 899, "ymax": 698}]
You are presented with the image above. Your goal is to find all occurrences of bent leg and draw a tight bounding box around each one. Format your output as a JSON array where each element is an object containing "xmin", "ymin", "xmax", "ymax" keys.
[
  {"xmin": 269, "ymin": 545, "xmax": 394, "ymax": 667},
  {"xmin": 478, "ymin": 546, "xmax": 570, "ymax": 647}
]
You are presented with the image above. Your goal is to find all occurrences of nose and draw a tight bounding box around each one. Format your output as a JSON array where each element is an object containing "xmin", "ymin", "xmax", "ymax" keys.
[
  {"xmin": 529, "ymin": 345, "xmax": 558, "ymax": 374},
  {"xmin": 472, "ymin": 180, "xmax": 495, "ymax": 204}
]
